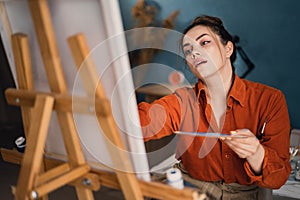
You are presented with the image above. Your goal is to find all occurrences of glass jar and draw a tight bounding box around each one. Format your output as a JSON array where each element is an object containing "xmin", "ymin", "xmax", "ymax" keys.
[{"xmin": 295, "ymin": 160, "xmax": 300, "ymax": 181}]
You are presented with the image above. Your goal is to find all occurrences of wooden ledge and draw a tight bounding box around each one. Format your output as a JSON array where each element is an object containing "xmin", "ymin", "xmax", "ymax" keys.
[{"xmin": 1, "ymin": 148, "xmax": 207, "ymax": 200}]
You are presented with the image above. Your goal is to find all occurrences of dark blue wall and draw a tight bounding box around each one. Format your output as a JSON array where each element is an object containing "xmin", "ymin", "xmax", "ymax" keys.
[{"xmin": 119, "ymin": 0, "xmax": 300, "ymax": 128}]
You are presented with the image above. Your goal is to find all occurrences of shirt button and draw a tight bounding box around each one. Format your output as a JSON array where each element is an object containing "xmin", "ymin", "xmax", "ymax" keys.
[{"xmin": 225, "ymin": 154, "xmax": 231, "ymax": 159}]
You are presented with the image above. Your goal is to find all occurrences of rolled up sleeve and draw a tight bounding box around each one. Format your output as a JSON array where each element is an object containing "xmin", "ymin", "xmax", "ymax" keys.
[
  {"xmin": 244, "ymin": 91, "xmax": 291, "ymax": 189},
  {"xmin": 138, "ymin": 94, "xmax": 181, "ymax": 142}
]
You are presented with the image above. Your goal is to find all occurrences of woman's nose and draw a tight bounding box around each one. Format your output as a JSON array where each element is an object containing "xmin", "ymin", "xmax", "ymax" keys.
[{"xmin": 192, "ymin": 51, "xmax": 200, "ymax": 59}]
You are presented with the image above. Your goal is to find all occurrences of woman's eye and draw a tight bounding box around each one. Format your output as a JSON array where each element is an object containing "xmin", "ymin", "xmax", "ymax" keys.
[
  {"xmin": 184, "ymin": 49, "xmax": 192, "ymax": 56},
  {"xmin": 184, "ymin": 47, "xmax": 193, "ymax": 56},
  {"xmin": 201, "ymin": 41, "xmax": 210, "ymax": 46}
]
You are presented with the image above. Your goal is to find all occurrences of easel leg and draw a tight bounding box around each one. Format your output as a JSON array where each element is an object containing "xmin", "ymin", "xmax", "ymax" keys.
[
  {"xmin": 15, "ymin": 95, "xmax": 54, "ymax": 200},
  {"xmin": 27, "ymin": 1, "xmax": 95, "ymax": 199},
  {"xmin": 68, "ymin": 34, "xmax": 144, "ymax": 200},
  {"xmin": 11, "ymin": 33, "xmax": 34, "ymax": 135},
  {"xmin": 12, "ymin": 33, "xmax": 48, "ymax": 200}
]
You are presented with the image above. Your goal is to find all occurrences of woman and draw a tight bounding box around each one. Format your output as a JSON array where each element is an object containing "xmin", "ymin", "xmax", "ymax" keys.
[{"xmin": 138, "ymin": 15, "xmax": 291, "ymax": 199}]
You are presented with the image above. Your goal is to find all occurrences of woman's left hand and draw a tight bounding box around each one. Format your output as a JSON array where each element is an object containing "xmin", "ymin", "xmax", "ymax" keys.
[
  {"xmin": 221, "ymin": 129, "xmax": 260, "ymax": 159},
  {"xmin": 221, "ymin": 129, "xmax": 265, "ymax": 174}
]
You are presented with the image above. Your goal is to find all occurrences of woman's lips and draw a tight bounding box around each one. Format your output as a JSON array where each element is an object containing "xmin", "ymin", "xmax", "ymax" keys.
[{"xmin": 193, "ymin": 58, "xmax": 207, "ymax": 67}]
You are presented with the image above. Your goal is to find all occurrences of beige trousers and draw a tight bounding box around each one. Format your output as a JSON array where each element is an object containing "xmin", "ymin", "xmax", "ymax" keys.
[{"xmin": 174, "ymin": 162, "xmax": 259, "ymax": 200}]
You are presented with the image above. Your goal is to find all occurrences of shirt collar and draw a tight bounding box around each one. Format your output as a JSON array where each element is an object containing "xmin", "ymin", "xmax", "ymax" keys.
[
  {"xmin": 195, "ymin": 74, "xmax": 246, "ymax": 107},
  {"xmin": 195, "ymin": 79, "xmax": 206, "ymax": 101},
  {"xmin": 228, "ymin": 75, "xmax": 246, "ymax": 107}
]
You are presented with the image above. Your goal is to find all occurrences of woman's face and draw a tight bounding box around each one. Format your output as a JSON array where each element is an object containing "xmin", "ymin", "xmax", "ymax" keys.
[{"xmin": 182, "ymin": 25, "xmax": 233, "ymax": 79}]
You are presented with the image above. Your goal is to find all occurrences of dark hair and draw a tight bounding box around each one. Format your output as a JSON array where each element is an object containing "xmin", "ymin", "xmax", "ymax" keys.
[{"xmin": 182, "ymin": 15, "xmax": 236, "ymax": 63}]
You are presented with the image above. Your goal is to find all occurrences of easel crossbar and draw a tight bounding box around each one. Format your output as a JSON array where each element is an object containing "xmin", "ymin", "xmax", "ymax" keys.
[
  {"xmin": 32, "ymin": 164, "xmax": 90, "ymax": 199},
  {"xmin": 35, "ymin": 163, "xmax": 70, "ymax": 186},
  {"xmin": 5, "ymin": 88, "xmax": 110, "ymax": 116}
]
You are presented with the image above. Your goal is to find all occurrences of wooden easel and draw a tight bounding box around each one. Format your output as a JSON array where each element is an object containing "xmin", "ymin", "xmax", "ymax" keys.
[
  {"xmin": 10, "ymin": 0, "xmax": 97, "ymax": 199},
  {"xmin": 1, "ymin": 1, "xmax": 207, "ymax": 200}
]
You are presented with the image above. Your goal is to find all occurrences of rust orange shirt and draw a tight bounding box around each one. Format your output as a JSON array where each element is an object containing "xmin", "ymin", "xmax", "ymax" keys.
[{"xmin": 138, "ymin": 75, "xmax": 291, "ymax": 189}]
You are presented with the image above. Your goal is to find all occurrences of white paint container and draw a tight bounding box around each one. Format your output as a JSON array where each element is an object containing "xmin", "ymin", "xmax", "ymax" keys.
[{"xmin": 166, "ymin": 168, "xmax": 184, "ymax": 189}]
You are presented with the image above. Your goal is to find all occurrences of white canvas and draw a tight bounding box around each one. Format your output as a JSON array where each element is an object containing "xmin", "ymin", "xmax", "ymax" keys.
[{"xmin": 0, "ymin": 0, "xmax": 150, "ymax": 181}]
